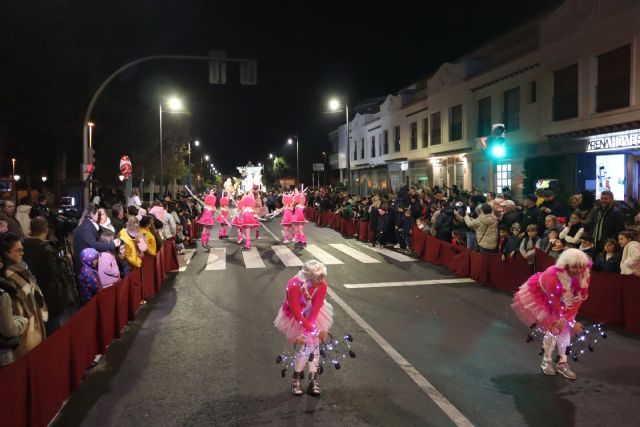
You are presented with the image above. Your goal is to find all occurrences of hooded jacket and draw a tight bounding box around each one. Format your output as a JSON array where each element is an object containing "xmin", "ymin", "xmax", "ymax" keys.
[
  {"xmin": 78, "ymin": 248, "xmax": 100, "ymax": 304},
  {"xmin": 464, "ymin": 213, "xmax": 498, "ymax": 250}
]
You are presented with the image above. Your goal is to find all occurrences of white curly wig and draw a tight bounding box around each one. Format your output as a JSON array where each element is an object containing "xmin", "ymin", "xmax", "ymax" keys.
[
  {"xmin": 555, "ymin": 248, "xmax": 591, "ymax": 269},
  {"xmin": 300, "ymin": 260, "xmax": 327, "ymax": 283}
]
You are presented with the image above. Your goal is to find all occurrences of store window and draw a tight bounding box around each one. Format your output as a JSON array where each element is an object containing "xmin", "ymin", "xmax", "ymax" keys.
[
  {"xmin": 597, "ymin": 44, "xmax": 631, "ymax": 112},
  {"xmin": 449, "ymin": 104, "xmax": 463, "ymax": 141},
  {"xmin": 496, "ymin": 163, "xmax": 512, "ymax": 192},
  {"xmin": 410, "ymin": 122, "xmax": 418, "ymax": 150},
  {"xmin": 431, "ymin": 112, "xmax": 441, "ymax": 145},
  {"xmin": 371, "ymin": 135, "xmax": 376, "ymax": 157}
]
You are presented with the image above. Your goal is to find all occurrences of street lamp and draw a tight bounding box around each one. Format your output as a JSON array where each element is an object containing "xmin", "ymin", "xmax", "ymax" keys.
[
  {"xmin": 287, "ymin": 136, "xmax": 299, "ymax": 184},
  {"xmin": 204, "ymin": 154, "xmax": 210, "ymax": 161},
  {"xmin": 194, "ymin": 140, "xmax": 200, "ymax": 147},
  {"xmin": 87, "ymin": 122, "xmax": 95, "ymax": 148},
  {"xmin": 41, "ymin": 176, "xmax": 47, "ymax": 194},
  {"xmin": 328, "ymin": 97, "xmax": 350, "ymax": 193},
  {"xmin": 13, "ymin": 175, "xmax": 20, "ymax": 182},
  {"xmin": 159, "ymin": 96, "xmax": 185, "ymax": 196},
  {"xmin": 268, "ymin": 153, "xmax": 273, "ymax": 159}
]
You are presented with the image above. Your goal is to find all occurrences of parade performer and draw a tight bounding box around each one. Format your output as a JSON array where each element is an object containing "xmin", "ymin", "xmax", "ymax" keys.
[
  {"xmin": 240, "ymin": 192, "xmax": 259, "ymax": 250},
  {"xmin": 217, "ymin": 193, "xmax": 230, "ymax": 239},
  {"xmin": 274, "ymin": 260, "xmax": 333, "ymax": 396},
  {"xmin": 252, "ymin": 185, "xmax": 266, "ymax": 240},
  {"xmin": 292, "ymin": 190, "xmax": 307, "ymax": 247},
  {"xmin": 280, "ymin": 193, "xmax": 296, "ymax": 243},
  {"xmin": 185, "ymin": 186, "xmax": 216, "ymax": 249},
  {"xmin": 232, "ymin": 195, "xmax": 244, "ymax": 245},
  {"xmin": 511, "ymin": 248, "xmax": 591, "ymax": 380}
]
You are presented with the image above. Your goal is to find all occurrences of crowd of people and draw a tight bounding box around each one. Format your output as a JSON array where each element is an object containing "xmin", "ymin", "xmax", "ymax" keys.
[
  {"xmin": 0, "ymin": 189, "xmax": 201, "ymax": 367},
  {"xmin": 308, "ymin": 185, "xmax": 640, "ymax": 275}
]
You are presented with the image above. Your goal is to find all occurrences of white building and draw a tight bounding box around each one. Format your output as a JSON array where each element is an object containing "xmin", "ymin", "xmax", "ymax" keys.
[{"xmin": 329, "ymin": 0, "xmax": 640, "ymax": 200}]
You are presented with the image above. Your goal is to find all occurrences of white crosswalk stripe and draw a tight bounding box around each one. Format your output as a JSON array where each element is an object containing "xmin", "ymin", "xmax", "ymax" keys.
[
  {"xmin": 205, "ymin": 248, "xmax": 226, "ymax": 270},
  {"xmin": 304, "ymin": 244, "xmax": 343, "ymax": 265},
  {"xmin": 359, "ymin": 244, "xmax": 417, "ymax": 262},
  {"xmin": 272, "ymin": 245, "xmax": 303, "ymax": 267},
  {"xmin": 329, "ymin": 244, "xmax": 380, "ymax": 263},
  {"xmin": 178, "ymin": 249, "xmax": 196, "ymax": 272},
  {"xmin": 242, "ymin": 247, "xmax": 267, "ymax": 268}
]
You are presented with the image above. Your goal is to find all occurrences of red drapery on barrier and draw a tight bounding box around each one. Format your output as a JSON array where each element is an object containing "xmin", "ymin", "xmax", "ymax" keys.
[
  {"xmin": 449, "ymin": 246, "xmax": 470, "ymax": 277},
  {"xmin": 155, "ymin": 253, "xmax": 165, "ymax": 292},
  {"xmin": 129, "ymin": 267, "xmax": 143, "ymax": 318},
  {"xmin": 340, "ymin": 218, "xmax": 357, "ymax": 237},
  {"xmin": 142, "ymin": 255, "xmax": 157, "ymax": 298},
  {"xmin": 97, "ymin": 286, "xmax": 117, "ymax": 354},
  {"xmin": 437, "ymin": 241, "xmax": 457, "ymax": 267},
  {"xmin": 164, "ymin": 240, "xmax": 179, "ymax": 272},
  {"xmin": 68, "ymin": 298, "xmax": 99, "ymax": 390},
  {"xmin": 115, "ymin": 277, "xmax": 130, "ymax": 332},
  {"xmin": 469, "ymin": 251, "xmax": 490, "ymax": 285},
  {"xmin": 423, "ymin": 234, "xmax": 441, "ymax": 265},
  {"xmin": 534, "ymin": 249, "xmax": 556, "ymax": 272},
  {"xmin": 579, "ymin": 272, "xmax": 624, "ymax": 325},
  {"xmin": 332, "ymin": 214, "xmax": 341, "ymax": 230},
  {"xmin": 27, "ymin": 324, "xmax": 71, "ymax": 427},
  {"xmin": 411, "ymin": 226, "xmax": 426, "ymax": 257},
  {"xmin": 0, "ymin": 357, "xmax": 28, "ymax": 427},
  {"xmin": 319, "ymin": 211, "xmax": 332, "ymax": 227},
  {"xmin": 305, "ymin": 207, "xmax": 315, "ymax": 221},
  {"xmin": 622, "ymin": 277, "xmax": 640, "ymax": 333},
  {"xmin": 487, "ymin": 254, "xmax": 532, "ymax": 292},
  {"xmin": 357, "ymin": 220, "xmax": 369, "ymax": 242}
]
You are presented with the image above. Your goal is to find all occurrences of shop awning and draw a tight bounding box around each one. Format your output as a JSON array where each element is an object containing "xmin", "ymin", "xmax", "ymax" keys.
[
  {"xmin": 384, "ymin": 157, "xmax": 408, "ymax": 163},
  {"xmin": 428, "ymin": 148, "xmax": 472, "ymax": 157},
  {"xmin": 547, "ymin": 121, "xmax": 640, "ymax": 140}
]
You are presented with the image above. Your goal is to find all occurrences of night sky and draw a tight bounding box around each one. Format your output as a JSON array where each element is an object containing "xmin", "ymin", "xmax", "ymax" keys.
[{"xmin": 0, "ymin": 0, "xmax": 561, "ymax": 188}]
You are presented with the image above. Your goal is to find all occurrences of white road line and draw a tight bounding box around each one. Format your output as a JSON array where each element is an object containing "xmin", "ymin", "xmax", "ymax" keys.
[
  {"xmin": 260, "ymin": 222, "xmax": 281, "ymax": 242},
  {"xmin": 344, "ymin": 278, "xmax": 476, "ymax": 289},
  {"xmin": 242, "ymin": 247, "xmax": 267, "ymax": 268},
  {"xmin": 329, "ymin": 244, "xmax": 380, "ymax": 264},
  {"xmin": 326, "ymin": 287, "xmax": 474, "ymax": 427},
  {"xmin": 205, "ymin": 248, "xmax": 226, "ymax": 270},
  {"xmin": 177, "ymin": 249, "xmax": 196, "ymax": 272},
  {"xmin": 304, "ymin": 244, "xmax": 344, "ymax": 265},
  {"xmin": 359, "ymin": 244, "xmax": 417, "ymax": 262},
  {"xmin": 272, "ymin": 245, "xmax": 303, "ymax": 267}
]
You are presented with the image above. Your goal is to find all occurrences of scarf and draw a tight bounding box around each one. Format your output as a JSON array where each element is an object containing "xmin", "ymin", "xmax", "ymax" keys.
[{"xmin": 593, "ymin": 205, "xmax": 611, "ymax": 244}]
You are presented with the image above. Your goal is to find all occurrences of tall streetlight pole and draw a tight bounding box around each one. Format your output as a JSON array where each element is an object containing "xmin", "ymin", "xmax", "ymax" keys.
[
  {"xmin": 159, "ymin": 96, "xmax": 184, "ymax": 196},
  {"xmin": 41, "ymin": 176, "xmax": 47, "ymax": 195},
  {"xmin": 328, "ymin": 98, "xmax": 350, "ymax": 193},
  {"xmin": 287, "ymin": 136, "xmax": 299, "ymax": 185}
]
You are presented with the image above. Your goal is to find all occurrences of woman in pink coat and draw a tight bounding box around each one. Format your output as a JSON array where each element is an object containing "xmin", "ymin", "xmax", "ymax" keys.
[{"xmin": 98, "ymin": 235, "xmax": 121, "ymax": 287}]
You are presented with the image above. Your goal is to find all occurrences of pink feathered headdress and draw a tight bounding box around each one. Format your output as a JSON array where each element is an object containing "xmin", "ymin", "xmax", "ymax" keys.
[
  {"xmin": 241, "ymin": 192, "xmax": 255, "ymax": 208},
  {"xmin": 220, "ymin": 196, "xmax": 229, "ymax": 207},
  {"xmin": 204, "ymin": 194, "xmax": 216, "ymax": 206},
  {"xmin": 294, "ymin": 192, "xmax": 306, "ymax": 205}
]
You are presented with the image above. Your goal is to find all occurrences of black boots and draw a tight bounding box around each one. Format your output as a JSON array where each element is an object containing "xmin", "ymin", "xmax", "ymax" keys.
[
  {"xmin": 307, "ymin": 372, "xmax": 321, "ymax": 396},
  {"xmin": 291, "ymin": 371, "xmax": 304, "ymax": 395}
]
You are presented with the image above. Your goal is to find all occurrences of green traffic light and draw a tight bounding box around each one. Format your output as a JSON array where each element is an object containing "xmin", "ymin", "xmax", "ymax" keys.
[{"xmin": 491, "ymin": 144, "xmax": 505, "ymax": 158}]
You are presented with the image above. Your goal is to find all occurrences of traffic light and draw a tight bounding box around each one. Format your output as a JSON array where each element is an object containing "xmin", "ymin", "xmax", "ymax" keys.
[
  {"xmin": 89, "ymin": 147, "xmax": 96, "ymax": 165},
  {"xmin": 485, "ymin": 124, "xmax": 506, "ymax": 159}
]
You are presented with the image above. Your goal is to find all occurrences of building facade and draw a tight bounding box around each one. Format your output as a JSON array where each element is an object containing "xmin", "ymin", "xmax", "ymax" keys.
[{"xmin": 328, "ymin": 0, "xmax": 640, "ymax": 200}]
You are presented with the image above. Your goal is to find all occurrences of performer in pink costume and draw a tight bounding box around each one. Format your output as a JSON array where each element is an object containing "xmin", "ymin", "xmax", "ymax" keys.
[
  {"xmin": 280, "ymin": 193, "xmax": 295, "ymax": 243},
  {"xmin": 232, "ymin": 195, "xmax": 244, "ymax": 245},
  {"xmin": 217, "ymin": 194, "xmax": 230, "ymax": 239},
  {"xmin": 274, "ymin": 260, "xmax": 333, "ymax": 396},
  {"xmin": 512, "ymin": 248, "xmax": 591, "ymax": 380},
  {"xmin": 240, "ymin": 192, "xmax": 259, "ymax": 250},
  {"xmin": 292, "ymin": 191, "xmax": 307, "ymax": 247},
  {"xmin": 194, "ymin": 192, "xmax": 216, "ymax": 249},
  {"xmin": 252, "ymin": 185, "xmax": 267, "ymax": 241}
]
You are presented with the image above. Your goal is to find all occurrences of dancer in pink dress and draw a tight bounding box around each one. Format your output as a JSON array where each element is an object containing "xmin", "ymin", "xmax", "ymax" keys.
[
  {"xmin": 280, "ymin": 193, "xmax": 295, "ymax": 244},
  {"xmin": 252, "ymin": 185, "xmax": 267, "ymax": 241},
  {"xmin": 217, "ymin": 194, "xmax": 230, "ymax": 239},
  {"xmin": 240, "ymin": 192, "xmax": 259, "ymax": 251},
  {"xmin": 192, "ymin": 191, "xmax": 216, "ymax": 250},
  {"xmin": 274, "ymin": 260, "xmax": 333, "ymax": 396},
  {"xmin": 231, "ymin": 194, "xmax": 244, "ymax": 245},
  {"xmin": 511, "ymin": 248, "xmax": 591, "ymax": 380},
  {"xmin": 292, "ymin": 191, "xmax": 307, "ymax": 247}
]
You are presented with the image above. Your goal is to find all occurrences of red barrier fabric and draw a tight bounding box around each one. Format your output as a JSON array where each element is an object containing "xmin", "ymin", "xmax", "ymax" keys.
[
  {"xmin": 0, "ymin": 357, "xmax": 28, "ymax": 427},
  {"xmin": 155, "ymin": 253, "xmax": 165, "ymax": 292},
  {"xmin": 27, "ymin": 324, "xmax": 71, "ymax": 427},
  {"xmin": 487, "ymin": 254, "xmax": 532, "ymax": 292},
  {"xmin": 97, "ymin": 286, "xmax": 117, "ymax": 354},
  {"xmin": 321, "ymin": 211, "xmax": 332, "ymax": 227},
  {"xmin": 449, "ymin": 246, "xmax": 470, "ymax": 277},
  {"xmin": 332, "ymin": 214, "xmax": 342, "ymax": 230},
  {"xmin": 469, "ymin": 251, "xmax": 490, "ymax": 285},
  {"xmin": 357, "ymin": 220, "xmax": 369, "ymax": 242},
  {"xmin": 164, "ymin": 240, "xmax": 179, "ymax": 272},
  {"xmin": 68, "ymin": 298, "xmax": 99, "ymax": 390},
  {"xmin": 579, "ymin": 272, "xmax": 624, "ymax": 325},
  {"xmin": 622, "ymin": 277, "xmax": 640, "ymax": 333},
  {"xmin": 129, "ymin": 267, "xmax": 143, "ymax": 318},
  {"xmin": 411, "ymin": 226, "xmax": 426, "ymax": 257},
  {"xmin": 423, "ymin": 234, "xmax": 441, "ymax": 264},
  {"xmin": 340, "ymin": 218, "xmax": 357, "ymax": 237},
  {"xmin": 535, "ymin": 249, "xmax": 556, "ymax": 273},
  {"xmin": 143, "ymin": 255, "xmax": 157, "ymax": 297},
  {"xmin": 437, "ymin": 241, "xmax": 456, "ymax": 267},
  {"xmin": 115, "ymin": 277, "xmax": 130, "ymax": 337},
  {"xmin": 305, "ymin": 207, "xmax": 315, "ymax": 221}
]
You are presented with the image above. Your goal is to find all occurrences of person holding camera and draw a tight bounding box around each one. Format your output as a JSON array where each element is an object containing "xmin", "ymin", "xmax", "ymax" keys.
[
  {"xmin": 456, "ymin": 203, "xmax": 498, "ymax": 253},
  {"xmin": 72, "ymin": 207, "xmax": 120, "ymax": 276}
]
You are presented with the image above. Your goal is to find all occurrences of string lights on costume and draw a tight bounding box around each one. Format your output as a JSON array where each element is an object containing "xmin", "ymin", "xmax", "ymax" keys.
[
  {"xmin": 526, "ymin": 322, "xmax": 607, "ymax": 362},
  {"xmin": 275, "ymin": 333, "xmax": 356, "ymax": 378}
]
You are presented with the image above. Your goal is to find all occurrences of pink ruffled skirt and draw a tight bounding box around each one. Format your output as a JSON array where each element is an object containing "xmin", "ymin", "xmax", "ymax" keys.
[
  {"xmin": 511, "ymin": 272, "xmax": 554, "ymax": 330},
  {"xmin": 274, "ymin": 302, "xmax": 334, "ymax": 343},
  {"xmin": 197, "ymin": 209, "xmax": 215, "ymax": 226}
]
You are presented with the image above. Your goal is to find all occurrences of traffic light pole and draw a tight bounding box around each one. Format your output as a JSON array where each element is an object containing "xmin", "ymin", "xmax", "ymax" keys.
[{"xmin": 81, "ymin": 53, "xmax": 256, "ymax": 208}]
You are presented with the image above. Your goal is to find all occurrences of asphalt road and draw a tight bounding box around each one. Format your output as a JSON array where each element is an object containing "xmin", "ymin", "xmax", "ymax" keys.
[{"xmin": 53, "ymin": 219, "xmax": 640, "ymax": 427}]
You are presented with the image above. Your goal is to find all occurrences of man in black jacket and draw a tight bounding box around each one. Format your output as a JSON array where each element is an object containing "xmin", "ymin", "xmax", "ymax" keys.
[
  {"xmin": 522, "ymin": 194, "xmax": 542, "ymax": 230},
  {"xmin": 593, "ymin": 191, "xmax": 625, "ymax": 251},
  {"xmin": 72, "ymin": 206, "xmax": 119, "ymax": 274},
  {"xmin": 111, "ymin": 203, "xmax": 126, "ymax": 236},
  {"xmin": 24, "ymin": 217, "xmax": 77, "ymax": 334},
  {"xmin": 539, "ymin": 189, "xmax": 568, "ymax": 219}
]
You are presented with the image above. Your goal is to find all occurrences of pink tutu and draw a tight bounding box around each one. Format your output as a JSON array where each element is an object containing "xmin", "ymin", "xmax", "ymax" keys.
[
  {"xmin": 274, "ymin": 302, "xmax": 334, "ymax": 343},
  {"xmin": 511, "ymin": 272, "xmax": 555, "ymax": 330},
  {"xmin": 217, "ymin": 210, "xmax": 229, "ymax": 225},
  {"xmin": 197, "ymin": 208, "xmax": 215, "ymax": 226},
  {"xmin": 292, "ymin": 206, "xmax": 306, "ymax": 224},
  {"xmin": 281, "ymin": 208, "xmax": 293, "ymax": 226},
  {"xmin": 242, "ymin": 210, "xmax": 259, "ymax": 229}
]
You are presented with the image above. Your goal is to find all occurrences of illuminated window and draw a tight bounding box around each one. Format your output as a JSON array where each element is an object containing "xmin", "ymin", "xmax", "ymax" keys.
[{"xmin": 496, "ymin": 163, "xmax": 512, "ymax": 192}]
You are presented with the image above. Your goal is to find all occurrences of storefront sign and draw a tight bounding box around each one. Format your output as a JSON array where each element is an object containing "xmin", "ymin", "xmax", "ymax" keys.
[
  {"xmin": 587, "ymin": 129, "xmax": 640, "ymax": 152},
  {"xmin": 400, "ymin": 161, "xmax": 409, "ymax": 171}
]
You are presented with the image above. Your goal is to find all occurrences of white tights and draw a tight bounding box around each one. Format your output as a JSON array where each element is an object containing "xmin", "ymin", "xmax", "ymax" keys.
[
  {"xmin": 295, "ymin": 337, "xmax": 320, "ymax": 373},
  {"xmin": 543, "ymin": 329, "xmax": 570, "ymax": 363}
]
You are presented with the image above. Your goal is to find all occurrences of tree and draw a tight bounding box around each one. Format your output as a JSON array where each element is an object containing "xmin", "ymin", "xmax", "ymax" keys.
[{"xmin": 272, "ymin": 156, "xmax": 289, "ymax": 181}]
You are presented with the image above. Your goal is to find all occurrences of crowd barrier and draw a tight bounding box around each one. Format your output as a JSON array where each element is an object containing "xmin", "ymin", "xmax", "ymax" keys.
[
  {"xmin": 0, "ymin": 240, "xmax": 180, "ymax": 427},
  {"xmin": 304, "ymin": 206, "xmax": 640, "ymax": 334}
]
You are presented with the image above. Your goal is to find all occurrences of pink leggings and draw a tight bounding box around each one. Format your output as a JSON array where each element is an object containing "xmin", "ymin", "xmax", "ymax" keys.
[
  {"xmin": 218, "ymin": 225, "xmax": 228, "ymax": 238},
  {"xmin": 294, "ymin": 224, "xmax": 305, "ymax": 244},
  {"xmin": 201, "ymin": 226, "xmax": 212, "ymax": 244}
]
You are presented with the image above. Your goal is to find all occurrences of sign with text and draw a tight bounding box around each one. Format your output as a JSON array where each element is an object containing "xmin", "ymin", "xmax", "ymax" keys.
[
  {"xmin": 587, "ymin": 129, "xmax": 640, "ymax": 152},
  {"xmin": 312, "ymin": 163, "xmax": 325, "ymax": 171}
]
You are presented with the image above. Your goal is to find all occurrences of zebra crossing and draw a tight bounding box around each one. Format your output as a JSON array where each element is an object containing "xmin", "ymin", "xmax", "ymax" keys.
[{"xmin": 193, "ymin": 242, "xmax": 417, "ymax": 271}]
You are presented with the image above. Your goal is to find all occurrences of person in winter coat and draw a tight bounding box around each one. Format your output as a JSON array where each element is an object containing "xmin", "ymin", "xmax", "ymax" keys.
[
  {"xmin": 23, "ymin": 217, "xmax": 77, "ymax": 334},
  {"xmin": 369, "ymin": 198, "xmax": 380, "ymax": 246},
  {"xmin": 520, "ymin": 224, "xmax": 540, "ymax": 265},
  {"xmin": 375, "ymin": 205, "xmax": 390, "ymax": 247},
  {"xmin": 592, "ymin": 191, "xmax": 625, "ymax": 251},
  {"xmin": 72, "ymin": 206, "xmax": 119, "ymax": 275},
  {"xmin": 139, "ymin": 216, "xmax": 157, "ymax": 256},
  {"xmin": 118, "ymin": 219, "xmax": 144, "ymax": 269},
  {"xmin": 593, "ymin": 238, "xmax": 621, "ymax": 274},
  {"xmin": 539, "ymin": 215, "xmax": 563, "ymax": 252},
  {"xmin": 559, "ymin": 211, "xmax": 585, "ymax": 248},
  {"xmin": 499, "ymin": 200, "xmax": 522, "ymax": 231},
  {"xmin": 15, "ymin": 198, "xmax": 32, "ymax": 237},
  {"xmin": 77, "ymin": 248, "xmax": 100, "ymax": 304},
  {"xmin": 0, "ymin": 233, "xmax": 47, "ymax": 359},
  {"xmin": 98, "ymin": 235, "xmax": 120, "ymax": 288},
  {"xmin": 436, "ymin": 206, "xmax": 455, "ymax": 242},
  {"xmin": 463, "ymin": 204, "xmax": 498, "ymax": 253},
  {"xmin": 0, "ymin": 274, "xmax": 29, "ymax": 366},
  {"xmin": 0, "ymin": 200, "xmax": 24, "ymax": 240},
  {"xmin": 618, "ymin": 230, "xmax": 640, "ymax": 276},
  {"xmin": 29, "ymin": 194, "xmax": 50, "ymax": 220},
  {"xmin": 539, "ymin": 189, "xmax": 568, "ymax": 220}
]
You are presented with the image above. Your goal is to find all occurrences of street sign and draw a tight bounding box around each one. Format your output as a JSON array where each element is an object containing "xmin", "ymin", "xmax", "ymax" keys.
[
  {"xmin": 313, "ymin": 163, "xmax": 325, "ymax": 171},
  {"xmin": 209, "ymin": 50, "xmax": 227, "ymax": 85}
]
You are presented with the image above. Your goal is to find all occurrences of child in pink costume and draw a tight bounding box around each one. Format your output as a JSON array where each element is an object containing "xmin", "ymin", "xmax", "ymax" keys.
[
  {"xmin": 511, "ymin": 248, "xmax": 591, "ymax": 380},
  {"xmin": 274, "ymin": 260, "xmax": 333, "ymax": 396},
  {"xmin": 217, "ymin": 195, "xmax": 230, "ymax": 239},
  {"xmin": 292, "ymin": 192, "xmax": 307, "ymax": 247},
  {"xmin": 241, "ymin": 193, "xmax": 260, "ymax": 250},
  {"xmin": 252, "ymin": 185, "xmax": 266, "ymax": 241},
  {"xmin": 281, "ymin": 193, "xmax": 296, "ymax": 244},
  {"xmin": 232, "ymin": 196, "xmax": 244, "ymax": 244},
  {"xmin": 195, "ymin": 193, "xmax": 216, "ymax": 249}
]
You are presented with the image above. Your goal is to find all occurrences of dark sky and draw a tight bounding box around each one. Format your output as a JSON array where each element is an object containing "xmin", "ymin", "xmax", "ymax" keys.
[{"xmin": 0, "ymin": 0, "xmax": 561, "ymax": 187}]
